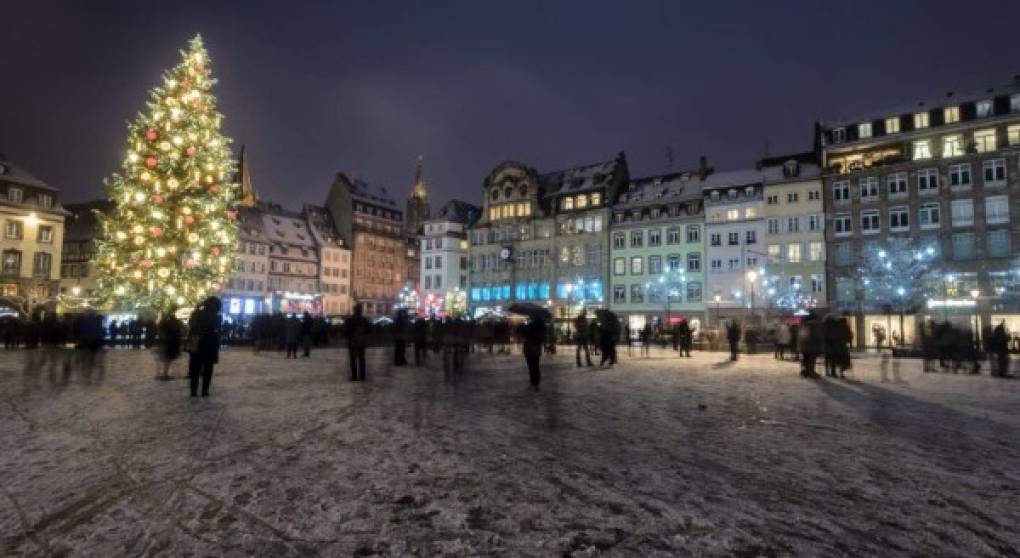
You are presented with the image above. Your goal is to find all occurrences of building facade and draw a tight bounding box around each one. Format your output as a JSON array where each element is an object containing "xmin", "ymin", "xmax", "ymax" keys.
[
  {"xmin": 468, "ymin": 153, "xmax": 628, "ymax": 326},
  {"xmin": 820, "ymin": 79, "xmax": 1020, "ymax": 346},
  {"xmin": 222, "ymin": 205, "xmax": 271, "ymax": 318},
  {"xmin": 60, "ymin": 200, "xmax": 111, "ymax": 308},
  {"xmin": 703, "ymin": 167, "xmax": 767, "ymax": 324},
  {"xmin": 608, "ymin": 171, "xmax": 706, "ymax": 333},
  {"xmin": 304, "ymin": 204, "xmax": 352, "ymax": 317},
  {"xmin": 0, "ymin": 156, "xmax": 66, "ymax": 317},
  {"xmin": 325, "ymin": 173, "xmax": 405, "ymax": 318},
  {"xmin": 419, "ymin": 199, "xmax": 478, "ymax": 316},
  {"xmin": 760, "ymin": 155, "xmax": 827, "ymax": 315},
  {"xmin": 260, "ymin": 202, "xmax": 321, "ymax": 315}
]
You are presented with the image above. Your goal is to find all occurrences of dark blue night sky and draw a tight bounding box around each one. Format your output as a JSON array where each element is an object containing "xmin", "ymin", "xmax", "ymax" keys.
[{"xmin": 3, "ymin": 0, "xmax": 1020, "ymax": 206}]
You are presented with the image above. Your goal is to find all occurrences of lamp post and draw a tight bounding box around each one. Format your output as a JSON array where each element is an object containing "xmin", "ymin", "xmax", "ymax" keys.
[
  {"xmin": 970, "ymin": 289, "xmax": 981, "ymax": 339},
  {"xmin": 746, "ymin": 270, "xmax": 758, "ymax": 320},
  {"xmin": 713, "ymin": 294, "xmax": 721, "ymax": 327}
]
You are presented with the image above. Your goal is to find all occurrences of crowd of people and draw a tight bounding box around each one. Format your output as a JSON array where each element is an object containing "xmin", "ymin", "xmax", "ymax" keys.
[{"xmin": 5, "ymin": 301, "xmax": 1019, "ymax": 396}]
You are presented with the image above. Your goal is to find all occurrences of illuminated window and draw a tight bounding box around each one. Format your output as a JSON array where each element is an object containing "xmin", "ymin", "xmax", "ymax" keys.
[
  {"xmin": 944, "ymin": 106, "xmax": 960, "ymax": 123},
  {"xmin": 590, "ymin": 192, "xmax": 601, "ymax": 206},
  {"xmin": 489, "ymin": 207, "xmax": 498, "ymax": 221},
  {"xmin": 576, "ymin": 195, "xmax": 588, "ymax": 209},
  {"xmin": 885, "ymin": 117, "xmax": 900, "ymax": 134},
  {"xmin": 768, "ymin": 244, "xmax": 781, "ymax": 259},
  {"xmin": 1008, "ymin": 125, "xmax": 1020, "ymax": 146},
  {"xmin": 912, "ymin": 140, "xmax": 932, "ymax": 160},
  {"xmin": 787, "ymin": 243, "xmax": 802, "ymax": 263},
  {"xmin": 858, "ymin": 122, "xmax": 872, "ymax": 138},
  {"xmin": 745, "ymin": 207, "xmax": 758, "ymax": 219},
  {"xmin": 726, "ymin": 208, "xmax": 739, "ymax": 221},
  {"xmin": 914, "ymin": 112, "xmax": 929, "ymax": 129},
  {"xmin": 942, "ymin": 134, "xmax": 963, "ymax": 157},
  {"xmin": 562, "ymin": 197, "xmax": 574, "ymax": 211},
  {"xmin": 974, "ymin": 129, "xmax": 997, "ymax": 153},
  {"xmin": 809, "ymin": 242, "xmax": 823, "ymax": 261}
]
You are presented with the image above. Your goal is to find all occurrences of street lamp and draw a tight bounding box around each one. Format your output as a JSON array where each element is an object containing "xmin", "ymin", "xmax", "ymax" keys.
[
  {"xmin": 746, "ymin": 270, "xmax": 758, "ymax": 318},
  {"xmin": 713, "ymin": 294, "xmax": 721, "ymax": 327},
  {"xmin": 971, "ymin": 289, "xmax": 981, "ymax": 338}
]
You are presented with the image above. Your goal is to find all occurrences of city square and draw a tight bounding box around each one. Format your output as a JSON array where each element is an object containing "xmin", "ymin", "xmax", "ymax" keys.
[{"xmin": 2, "ymin": 347, "xmax": 1018, "ymax": 556}]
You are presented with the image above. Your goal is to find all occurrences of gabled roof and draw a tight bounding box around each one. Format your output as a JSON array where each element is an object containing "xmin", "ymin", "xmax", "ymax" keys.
[
  {"xmin": 428, "ymin": 199, "xmax": 480, "ymax": 224},
  {"xmin": 349, "ymin": 176, "xmax": 398, "ymax": 208},
  {"xmin": 256, "ymin": 201, "xmax": 316, "ymax": 248},
  {"xmin": 0, "ymin": 154, "xmax": 56, "ymax": 191},
  {"xmin": 616, "ymin": 171, "xmax": 703, "ymax": 208}
]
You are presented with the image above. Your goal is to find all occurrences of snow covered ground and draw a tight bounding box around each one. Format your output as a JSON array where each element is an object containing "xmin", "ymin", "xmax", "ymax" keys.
[{"xmin": 1, "ymin": 345, "xmax": 1019, "ymax": 557}]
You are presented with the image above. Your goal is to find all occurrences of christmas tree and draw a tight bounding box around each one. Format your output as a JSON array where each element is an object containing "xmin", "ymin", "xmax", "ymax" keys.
[{"xmin": 96, "ymin": 35, "xmax": 238, "ymax": 313}]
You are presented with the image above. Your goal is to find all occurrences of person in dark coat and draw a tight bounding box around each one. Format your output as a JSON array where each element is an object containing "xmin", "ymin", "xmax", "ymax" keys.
[
  {"xmin": 412, "ymin": 317, "xmax": 429, "ymax": 366},
  {"xmin": 574, "ymin": 310, "xmax": 592, "ymax": 367},
  {"xmin": 300, "ymin": 311, "xmax": 314, "ymax": 357},
  {"xmin": 344, "ymin": 304, "xmax": 370, "ymax": 381},
  {"xmin": 156, "ymin": 308, "xmax": 184, "ymax": 380},
  {"xmin": 726, "ymin": 320, "xmax": 741, "ymax": 361},
  {"xmin": 676, "ymin": 319, "xmax": 693, "ymax": 358},
  {"xmin": 393, "ymin": 309, "xmax": 409, "ymax": 366},
  {"xmin": 991, "ymin": 321, "xmax": 1011, "ymax": 377},
  {"xmin": 187, "ymin": 297, "xmax": 222, "ymax": 397},
  {"xmin": 799, "ymin": 313, "xmax": 823, "ymax": 378},
  {"xmin": 522, "ymin": 317, "xmax": 547, "ymax": 390},
  {"xmin": 284, "ymin": 315, "xmax": 300, "ymax": 358}
]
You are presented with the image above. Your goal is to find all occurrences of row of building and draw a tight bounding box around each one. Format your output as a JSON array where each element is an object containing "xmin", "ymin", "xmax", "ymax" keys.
[{"xmin": 4, "ymin": 77, "xmax": 1020, "ymax": 346}]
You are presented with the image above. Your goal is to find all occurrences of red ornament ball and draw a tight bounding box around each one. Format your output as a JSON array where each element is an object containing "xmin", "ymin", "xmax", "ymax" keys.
[
  {"xmin": 153, "ymin": 194, "xmax": 164, "ymax": 205},
  {"xmin": 186, "ymin": 145, "xmax": 197, "ymax": 157},
  {"xmin": 210, "ymin": 246, "xmax": 221, "ymax": 256},
  {"xmin": 208, "ymin": 184, "xmax": 220, "ymax": 194},
  {"xmin": 140, "ymin": 259, "xmax": 154, "ymax": 269},
  {"xmin": 184, "ymin": 215, "xmax": 195, "ymax": 225},
  {"xmin": 149, "ymin": 226, "xmax": 164, "ymax": 237},
  {"xmin": 182, "ymin": 79, "xmax": 192, "ymax": 90},
  {"xmin": 145, "ymin": 128, "xmax": 157, "ymax": 141},
  {"xmin": 145, "ymin": 157, "xmax": 157, "ymax": 169},
  {"xmin": 226, "ymin": 210, "xmax": 238, "ymax": 220},
  {"xmin": 184, "ymin": 259, "xmax": 196, "ymax": 269}
]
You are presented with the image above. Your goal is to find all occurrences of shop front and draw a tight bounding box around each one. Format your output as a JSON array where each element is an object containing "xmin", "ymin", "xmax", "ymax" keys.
[{"xmin": 270, "ymin": 291, "xmax": 323, "ymax": 316}]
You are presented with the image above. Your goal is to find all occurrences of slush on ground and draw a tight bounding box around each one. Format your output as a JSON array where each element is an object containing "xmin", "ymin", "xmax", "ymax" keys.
[{"xmin": 2, "ymin": 348, "xmax": 1018, "ymax": 556}]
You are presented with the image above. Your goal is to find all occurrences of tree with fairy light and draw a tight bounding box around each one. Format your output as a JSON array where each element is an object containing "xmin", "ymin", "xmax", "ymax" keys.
[
  {"xmin": 96, "ymin": 35, "xmax": 238, "ymax": 314},
  {"xmin": 855, "ymin": 239, "xmax": 941, "ymax": 347}
]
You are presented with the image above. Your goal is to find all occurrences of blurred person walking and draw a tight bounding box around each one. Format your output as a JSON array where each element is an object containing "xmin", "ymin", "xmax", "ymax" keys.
[
  {"xmin": 186, "ymin": 297, "xmax": 222, "ymax": 397},
  {"xmin": 344, "ymin": 304, "xmax": 370, "ymax": 381},
  {"xmin": 156, "ymin": 308, "xmax": 184, "ymax": 380}
]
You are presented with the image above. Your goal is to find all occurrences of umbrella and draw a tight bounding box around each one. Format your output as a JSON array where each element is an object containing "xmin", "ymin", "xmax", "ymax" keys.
[{"xmin": 507, "ymin": 302, "xmax": 552, "ymax": 321}]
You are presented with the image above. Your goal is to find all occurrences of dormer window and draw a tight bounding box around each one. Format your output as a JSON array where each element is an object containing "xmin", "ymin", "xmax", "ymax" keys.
[
  {"xmin": 914, "ymin": 112, "xmax": 930, "ymax": 129},
  {"xmin": 977, "ymin": 99, "xmax": 993, "ymax": 118},
  {"xmin": 831, "ymin": 128, "xmax": 846, "ymax": 143},
  {"xmin": 858, "ymin": 122, "xmax": 872, "ymax": 139},
  {"xmin": 590, "ymin": 192, "xmax": 601, "ymax": 206},
  {"xmin": 7, "ymin": 187, "xmax": 22, "ymax": 203},
  {"xmin": 886, "ymin": 117, "xmax": 900, "ymax": 134},
  {"xmin": 744, "ymin": 186, "xmax": 755, "ymax": 197},
  {"xmin": 710, "ymin": 191, "xmax": 720, "ymax": 201},
  {"xmin": 783, "ymin": 160, "xmax": 799, "ymax": 178},
  {"xmin": 1011, "ymin": 94, "xmax": 1020, "ymax": 112},
  {"xmin": 727, "ymin": 189, "xmax": 737, "ymax": 199},
  {"xmin": 944, "ymin": 106, "xmax": 960, "ymax": 124},
  {"xmin": 562, "ymin": 197, "xmax": 574, "ymax": 211},
  {"xmin": 38, "ymin": 194, "xmax": 52, "ymax": 209}
]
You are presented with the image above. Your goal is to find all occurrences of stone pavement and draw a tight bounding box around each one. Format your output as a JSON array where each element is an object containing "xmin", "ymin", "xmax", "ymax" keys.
[{"xmin": 1, "ymin": 346, "xmax": 1019, "ymax": 556}]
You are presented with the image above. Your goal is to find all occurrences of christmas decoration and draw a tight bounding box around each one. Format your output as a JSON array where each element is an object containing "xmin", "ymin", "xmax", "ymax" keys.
[{"xmin": 96, "ymin": 35, "xmax": 237, "ymax": 313}]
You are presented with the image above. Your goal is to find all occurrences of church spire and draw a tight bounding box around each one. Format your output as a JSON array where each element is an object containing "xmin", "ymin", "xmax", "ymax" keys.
[
  {"xmin": 236, "ymin": 144, "xmax": 258, "ymax": 207},
  {"xmin": 411, "ymin": 155, "xmax": 427, "ymax": 199}
]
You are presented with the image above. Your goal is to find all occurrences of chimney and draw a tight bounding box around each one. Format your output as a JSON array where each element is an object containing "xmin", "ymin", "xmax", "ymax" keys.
[{"xmin": 697, "ymin": 155, "xmax": 713, "ymax": 180}]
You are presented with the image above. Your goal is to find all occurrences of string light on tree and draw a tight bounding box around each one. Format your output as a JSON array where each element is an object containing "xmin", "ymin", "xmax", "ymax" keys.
[{"xmin": 96, "ymin": 35, "xmax": 238, "ymax": 313}]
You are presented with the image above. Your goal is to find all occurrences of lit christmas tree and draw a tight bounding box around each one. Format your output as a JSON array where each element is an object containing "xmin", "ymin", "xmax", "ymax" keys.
[{"xmin": 96, "ymin": 35, "xmax": 238, "ymax": 313}]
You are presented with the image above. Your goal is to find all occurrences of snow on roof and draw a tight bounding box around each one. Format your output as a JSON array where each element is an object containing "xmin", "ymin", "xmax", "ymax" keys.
[
  {"xmin": 349, "ymin": 177, "xmax": 398, "ymax": 208},
  {"xmin": 302, "ymin": 204, "xmax": 345, "ymax": 247},
  {"xmin": 821, "ymin": 79, "xmax": 1020, "ymax": 129},
  {"xmin": 428, "ymin": 199, "xmax": 480, "ymax": 224},
  {"xmin": 617, "ymin": 171, "xmax": 703, "ymax": 207},
  {"xmin": 538, "ymin": 158, "xmax": 620, "ymax": 197},
  {"xmin": 0, "ymin": 155, "xmax": 56, "ymax": 191},
  {"xmin": 257, "ymin": 202, "xmax": 316, "ymax": 248}
]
